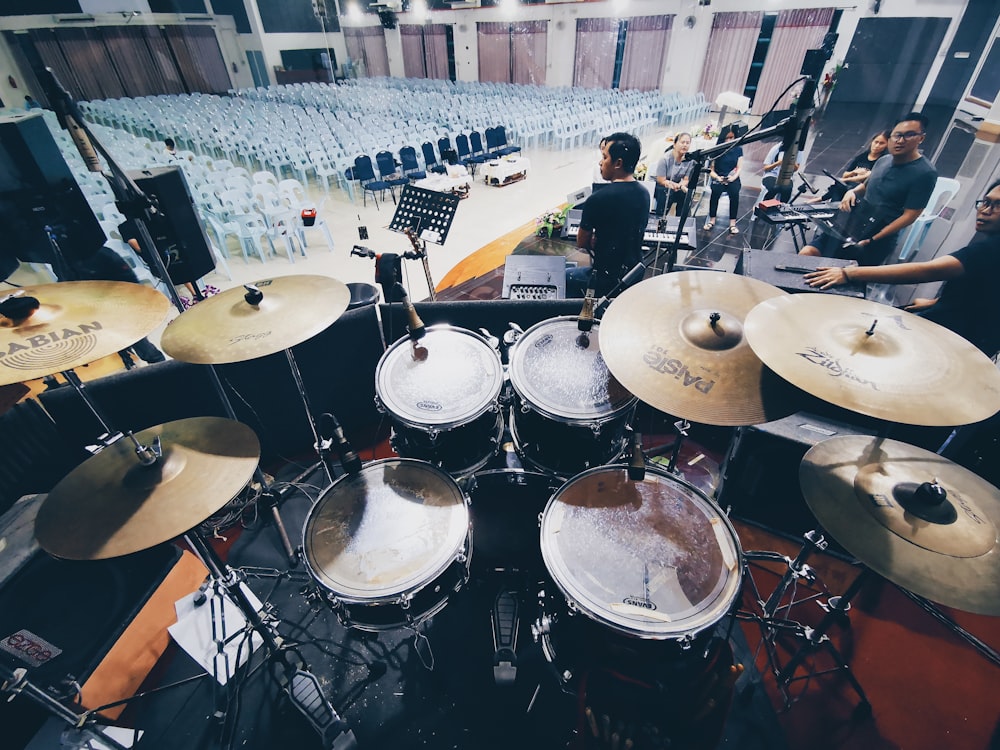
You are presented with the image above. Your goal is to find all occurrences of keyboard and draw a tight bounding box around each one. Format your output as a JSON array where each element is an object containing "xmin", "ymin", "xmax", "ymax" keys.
[
  {"xmin": 643, "ymin": 231, "xmax": 691, "ymax": 245},
  {"xmin": 755, "ymin": 201, "xmax": 839, "ymax": 225}
]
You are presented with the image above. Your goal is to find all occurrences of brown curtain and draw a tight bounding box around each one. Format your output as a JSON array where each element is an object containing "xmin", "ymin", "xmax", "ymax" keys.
[
  {"xmin": 29, "ymin": 29, "xmax": 83, "ymax": 101},
  {"xmin": 343, "ymin": 27, "xmax": 390, "ymax": 78},
  {"xmin": 478, "ymin": 22, "xmax": 511, "ymax": 83},
  {"xmin": 619, "ymin": 15, "xmax": 672, "ymax": 91},
  {"xmin": 512, "ymin": 20, "xmax": 547, "ymax": 85},
  {"xmin": 752, "ymin": 8, "xmax": 835, "ymax": 114},
  {"xmin": 400, "ymin": 24, "xmax": 450, "ymax": 80},
  {"xmin": 164, "ymin": 26, "xmax": 231, "ymax": 94},
  {"xmin": 697, "ymin": 11, "xmax": 764, "ymax": 105},
  {"xmin": 138, "ymin": 25, "xmax": 187, "ymax": 95},
  {"xmin": 573, "ymin": 18, "xmax": 617, "ymax": 89}
]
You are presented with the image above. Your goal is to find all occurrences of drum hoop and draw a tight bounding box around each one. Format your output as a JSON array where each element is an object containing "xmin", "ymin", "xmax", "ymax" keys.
[
  {"xmin": 508, "ymin": 316, "xmax": 636, "ymax": 421},
  {"xmin": 539, "ymin": 464, "xmax": 743, "ymax": 639},
  {"xmin": 375, "ymin": 325, "xmax": 504, "ymax": 428},
  {"xmin": 508, "ymin": 413, "xmax": 629, "ymax": 477},
  {"xmin": 302, "ymin": 458, "xmax": 470, "ymax": 604}
]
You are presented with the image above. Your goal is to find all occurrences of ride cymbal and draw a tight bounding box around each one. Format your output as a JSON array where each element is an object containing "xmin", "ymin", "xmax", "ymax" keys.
[
  {"xmin": 599, "ymin": 272, "xmax": 804, "ymax": 426},
  {"xmin": 35, "ymin": 417, "xmax": 260, "ymax": 560},
  {"xmin": 160, "ymin": 275, "xmax": 351, "ymax": 364},
  {"xmin": 0, "ymin": 281, "xmax": 170, "ymax": 385},
  {"xmin": 744, "ymin": 294, "xmax": 1000, "ymax": 426},
  {"xmin": 800, "ymin": 435, "xmax": 1000, "ymax": 615}
]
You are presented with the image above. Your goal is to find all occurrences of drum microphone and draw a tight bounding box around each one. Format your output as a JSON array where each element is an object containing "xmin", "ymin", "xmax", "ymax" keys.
[
  {"xmin": 43, "ymin": 68, "xmax": 103, "ymax": 173},
  {"xmin": 320, "ymin": 413, "xmax": 362, "ymax": 475},
  {"xmin": 398, "ymin": 286, "xmax": 426, "ymax": 342},
  {"xmin": 628, "ymin": 431, "xmax": 646, "ymax": 481}
]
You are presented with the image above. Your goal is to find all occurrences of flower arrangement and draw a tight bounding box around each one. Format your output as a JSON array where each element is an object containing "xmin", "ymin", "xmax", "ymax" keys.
[
  {"xmin": 634, "ymin": 158, "xmax": 649, "ymax": 181},
  {"xmin": 535, "ymin": 205, "xmax": 570, "ymax": 238},
  {"xmin": 700, "ymin": 122, "xmax": 721, "ymax": 141}
]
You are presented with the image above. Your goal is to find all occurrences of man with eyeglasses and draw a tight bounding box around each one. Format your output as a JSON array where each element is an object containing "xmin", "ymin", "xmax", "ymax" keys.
[
  {"xmin": 804, "ymin": 180, "xmax": 1000, "ymax": 356},
  {"xmin": 800, "ymin": 112, "xmax": 938, "ymax": 266}
]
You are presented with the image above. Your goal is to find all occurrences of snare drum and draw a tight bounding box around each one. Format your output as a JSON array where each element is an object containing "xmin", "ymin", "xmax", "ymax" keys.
[
  {"xmin": 508, "ymin": 317, "xmax": 636, "ymax": 476},
  {"xmin": 375, "ymin": 326, "xmax": 504, "ymax": 476},
  {"xmin": 303, "ymin": 458, "xmax": 471, "ymax": 631},
  {"xmin": 535, "ymin": 464, "xmax": 742, "ymax": 668}
]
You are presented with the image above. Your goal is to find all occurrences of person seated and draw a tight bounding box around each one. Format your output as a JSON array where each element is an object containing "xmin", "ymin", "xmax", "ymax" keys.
[
  {"xmin": 820, "ymin": 129, "xmax": 891, "ymax": 202},
  {"xmin": 760, "ymin": 143, "xmax": 799, "ymax": 203},
  {"xmin": 653, "ymin": 133, "xmax": 693, "ymax": 217},
  {"xmin": 703, "ymin": 129, "xmax": 743, "ymax": 235},
  {"xmin": 803, "ymin": 179, "xmax": 1000, "ymax": 357}
]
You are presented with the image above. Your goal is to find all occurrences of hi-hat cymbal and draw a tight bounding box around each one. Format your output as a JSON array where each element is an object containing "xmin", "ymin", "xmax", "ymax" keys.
[
  {"xmin": 800, "ymin": 435, "xmax": 1000, "ymax": 615},
  {"xmin": 744, "ymin": 294, "xmax": 1000, "ymax": 426},
  {"xmin": 0, "ymin": 281, "xmax": 170, "ymax": 386},
  {"xmin": 35, "ymin": 417, "xmax": 260, "ymax": 560},
  {"xmin": 160, "ymin": 275, "xmax": 351, "ymax": 364},
  {"xmin": 599, "ymin": 272, "xmax": 805, "ymax": 425}
]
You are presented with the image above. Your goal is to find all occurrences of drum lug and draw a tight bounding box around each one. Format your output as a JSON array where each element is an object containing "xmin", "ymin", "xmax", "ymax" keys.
[
  {"xmin": 428, "ymin": 428, "xmax": 440, "ymax": 443},
  {"xmin": 588, "ymin": 421, "xmax": 602, "ymax": 436},
  {"xmin": 399, "ymin": 593, "xmax": 413, "ymax": 610},
  {"xmin": 519, "ymin": 402, "xmax": 531, "ymax": 415},
  {"xmin": 374, "ymin": 395, "xmax": 385, "ymax": 414},
  {"xmin": 677, "ymin": 633, "xmax": 695, "ymax": 651}
]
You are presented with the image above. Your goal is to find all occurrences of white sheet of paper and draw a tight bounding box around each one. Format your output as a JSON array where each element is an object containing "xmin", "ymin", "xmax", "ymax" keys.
[{"xmin": 168, "ymin": 583, "xmax": 264, "ymax": 685}]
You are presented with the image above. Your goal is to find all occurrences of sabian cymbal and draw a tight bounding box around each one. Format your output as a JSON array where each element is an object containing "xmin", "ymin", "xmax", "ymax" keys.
[
  {"xmin": 800, "ymin": 435, "xmax": 1000, "ymax": 615},
  {"xmin": 160, "ymin": 275, "xmax": 351, "ymax": 364},
  {"xmin": 35, "ymin": 417, "xmax": 260, "ymax": 560},
  {"xmin": 744, "ymin": 294, "xmax": 1000, "ymax": 426},
  {"xmin": 599, "ymin": 272, "xmax": 805, "ymax": 425},
  {"xmin": 0, "ymin": 281, "xmax": 170, "ymax": 386}
]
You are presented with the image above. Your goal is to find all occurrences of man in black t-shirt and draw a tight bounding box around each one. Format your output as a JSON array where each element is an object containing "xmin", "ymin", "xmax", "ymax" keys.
[
  {"xmin": 567, "ymin": 132, "xmax": 650, "ymax": 298},
  {"xmin": 804, "ymin": 179, "xmax": 1000, "ymax": 356}
]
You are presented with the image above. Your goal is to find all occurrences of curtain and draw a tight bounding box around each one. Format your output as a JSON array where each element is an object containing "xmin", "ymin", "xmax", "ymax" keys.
[
  {"xmin": 619, "ymin": 15, "xmax": 672, "ymax": 91},
  {"xmin": 697, "ymin": 11, "xmax": 763, "ymax": 106},
  {"xmin": 344, "ymin": 27, "xmax": 390, "ymax": 78},
  {"xmin": 752, "ymin": 8, "xmax": 834, "ymax": 115},
  {"xmin": 28, "ymin": 29, "xmax": 81, "ymax": 101},
  {"xmin": 573, "ymin": 18, "xmax": 617, "ymax": 89},
  {"xmin": 138, "ymin": 25, "xmax": 187, "ymax": 94},
  {"xmin": 400, "ymin": 24, "xmax": 449, "ymax": 80},
  {"xmin": 103, "ymin": 27, "xmax": 176, "ymax": 97},
  {"xmin": 55, "ymin": 28, "xmax": 127, "ymax": 101},
  {"xmin": 512, "ymin": 20, "xmax": 546, "ymax": 85},
  {"xmin": 164, "ymin": 26, "xmax": 230, "ymax": 94},
  {"xmin": 477, "ymin": 22, "xmax": 511, "ymax": 83}
]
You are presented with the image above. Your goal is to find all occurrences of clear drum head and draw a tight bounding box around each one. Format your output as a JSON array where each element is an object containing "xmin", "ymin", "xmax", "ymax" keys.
[
  {"xmin": 303, "ymin": 459, "xmax": 469, "ymax": 603},
  {"xmin": 376, "ymin": 326, "xmax": 504, "ymax": 429},
  {"xmin": 540, "ymin": 465, "xmax": 742, "ymax": 639},
  {"xmin": 508, "ymin": 317, "xmax": 634, "ymax": 422}
]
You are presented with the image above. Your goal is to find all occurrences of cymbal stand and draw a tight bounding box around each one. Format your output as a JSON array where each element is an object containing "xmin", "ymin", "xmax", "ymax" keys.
[
  {"xmin": 182, "ymin": 529, "xmax": 357, "ymax": 749},
  {"xmin": 738, "ymin": 529, "xmax": 872, "ymax": 713}
]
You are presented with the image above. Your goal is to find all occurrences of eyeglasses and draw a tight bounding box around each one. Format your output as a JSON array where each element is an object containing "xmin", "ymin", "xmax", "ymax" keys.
[
  {"xmin": 975, "ymin": 198, "xmax": 1000, "ymax": 212},
  {"xmin": 889, "ymin": 131, "xmax": 924, "ymax": 141}
]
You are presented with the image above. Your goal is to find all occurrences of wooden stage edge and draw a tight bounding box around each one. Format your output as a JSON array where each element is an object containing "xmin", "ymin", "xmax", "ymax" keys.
[{"xmin": 436, "ymin": 218, "xmax": 538, "ymax": 292}]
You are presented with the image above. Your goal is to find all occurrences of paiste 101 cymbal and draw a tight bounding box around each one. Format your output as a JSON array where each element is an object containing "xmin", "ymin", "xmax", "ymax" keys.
[
  {"xmin": 0, "ymin": 281, "xmax": 170, "ymax": 386},
  {"xmin": 599, "ymin": 272, "xmax": 805, "ymax": 426},
  {"xmin": 160, "ymin": 275, "xmax": 352, "ymax": 364},
  {"xmin": 800, "ymin": 435, "xmax": 1000, "ymax": 616},
  {"xmin": 744, "ymin": 293, "xmax": 1000, "ymax": 426},
  {"xmin": 35, "ymin": 417, "xmax": 260, "ymax": 561}
]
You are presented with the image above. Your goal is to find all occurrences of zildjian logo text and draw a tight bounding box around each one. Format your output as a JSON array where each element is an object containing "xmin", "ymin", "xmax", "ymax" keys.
[
  {"xmin": 643, "ymin": 347, "xmax": 715, "ymax": 394},
  {"xmin": 0, "ymin": 322, "xmax": 102, "ymax": 358},
  {"xmin": 796, "ymin": 347, "xmax": 879, "ymax": 390}
]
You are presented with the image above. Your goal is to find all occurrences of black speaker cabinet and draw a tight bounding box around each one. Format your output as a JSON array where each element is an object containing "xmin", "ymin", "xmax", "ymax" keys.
[
  {"xmin": 717, "ymin": 411, "xmax": 878, "ymax": 548},
  {"xmin": 0, "ymin": 113, "xmax": 104, "ymax": 267},
  {"xmin": 128, "ymin": 166, "xmax": 216, "ymax": 285},
  {"xmin": 737, "ymin": 250, "xmax": 865, "ymax": 297}
]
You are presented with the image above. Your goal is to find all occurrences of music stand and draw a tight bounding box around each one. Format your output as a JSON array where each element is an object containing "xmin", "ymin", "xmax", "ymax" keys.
[{"xmin": 388, "ymin": 185, "xmax": 461, "ymax": 301}]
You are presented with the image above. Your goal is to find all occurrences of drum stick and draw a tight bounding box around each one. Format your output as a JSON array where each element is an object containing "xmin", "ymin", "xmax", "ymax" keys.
[{"xmin": 585, "ymin": 707, "xmax": 599, "ymax": 738}]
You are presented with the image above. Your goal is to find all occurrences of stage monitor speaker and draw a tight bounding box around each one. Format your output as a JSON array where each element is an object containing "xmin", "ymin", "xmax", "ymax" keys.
[
  {"xmin": 128, "ymin": 166, "xmax": 216, "ymax": 285},
  {"xmin": 0, "ymin": 113, "xmax": 105, "ymax": 268},
  {"xmin": 717, "ymin": 412, "xmax": 878, "ymax": 551},
  {"xmin": 737, "ymin": 250, "xmax": 865, "ymax": 297}
]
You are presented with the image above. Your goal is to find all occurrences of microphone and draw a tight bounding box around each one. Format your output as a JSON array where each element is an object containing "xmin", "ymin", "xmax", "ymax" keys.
[
  {"xmin": 577, "ymin": 287, "xmax": 596, "ymax": 333},
  {"xmin": 42, "ymin": 68, "xmax": 102, "ymax": 173},
  {"xmin": 627, "ymin": 431, "xmax": 645, "ymax": 481},
  {"xmin": 351, "ymin": 245, "xmax": 375, "ymax": 258},
  {"xmin": 397, "ymin": 284, "xmax": 425, "ymax": 342},
  {"xmin": 319, "ymin": 413, "xmax": 362, "ymax": 476},
  {"xmin": 775, "ymin": 78, "xmax": 817, "ymax": 191}
]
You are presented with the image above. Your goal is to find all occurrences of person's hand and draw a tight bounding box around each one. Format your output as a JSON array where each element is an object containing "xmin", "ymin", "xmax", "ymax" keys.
[
  {"xmin": 804, "ymin": 267, "xmax": 850, "ymax": 289},
  {"xmin": 840, "ymin": 190, "xmax": 857, "ymax": 211},
  {"xmin": 679, "ymin": 183, "xmax": 688, "ymax": 192},
  {"xmin": 905, "ymin": 298, "xmax": 938, "ymax": 312}
]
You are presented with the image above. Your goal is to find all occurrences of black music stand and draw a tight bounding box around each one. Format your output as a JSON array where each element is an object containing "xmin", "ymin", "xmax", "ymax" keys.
[{"xmin": 387, "ymin": 185, "xmax": 460, "ymax": 301}]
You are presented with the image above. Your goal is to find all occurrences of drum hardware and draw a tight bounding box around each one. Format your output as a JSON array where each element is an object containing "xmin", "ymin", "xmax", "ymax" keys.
[{"xmin": 491, "ymin": 589, "xmax": 520, "ymax": 686}]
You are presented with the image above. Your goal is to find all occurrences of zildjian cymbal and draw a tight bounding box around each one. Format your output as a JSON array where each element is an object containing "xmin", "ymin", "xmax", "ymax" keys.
[
  {"xmin": 160, "ymin": 275, "xmax": 351, "ymax": 364},
  {"xmin": 35, "ymin": 417, "xmax": 260, "ymax": 560},
  {"xmin": 800, "ymin": 435, "xmax": 1000, "ymax": 616},
  {"xmin": 743, "ymin": 293, "xmax": 1000, "ymax": 426},
  {"xmin": 0, "ymin": 281, "xmax": 170, "ymax": 386},
  {"xmin": 599, "ymin": 272, "xmax": 806, "ymax": 426}
]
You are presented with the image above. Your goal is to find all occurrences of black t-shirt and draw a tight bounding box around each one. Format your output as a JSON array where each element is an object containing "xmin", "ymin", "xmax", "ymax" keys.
[
  {"xmin": 710, "ymin": 145, "xmax": 743, "ymax": 183},
  {"xmin": 920, "ymin": 236, "xmax": 1000, "ymax": 356},
  {"xmin": 579, "ymin": 180, "xmax": 650, "ymax": 289},
  {"xmin": 846, "ymin": 151, "xmax": 880, "ymax": 173}
]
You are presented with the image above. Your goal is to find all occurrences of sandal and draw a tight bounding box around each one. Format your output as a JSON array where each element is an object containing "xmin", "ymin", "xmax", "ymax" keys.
[
  {"xmin": 703, "ymin": 221, "xmax": 715, "ymax": 231},
  {"xmin": 729, "ymin": 226, "xmax": 740, "ymax": 235}
]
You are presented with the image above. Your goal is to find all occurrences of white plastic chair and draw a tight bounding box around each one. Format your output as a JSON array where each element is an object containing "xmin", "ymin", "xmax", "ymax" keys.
[{"xmin": 896, "ymin": 177, "xmax": 961, "ymax": 261}]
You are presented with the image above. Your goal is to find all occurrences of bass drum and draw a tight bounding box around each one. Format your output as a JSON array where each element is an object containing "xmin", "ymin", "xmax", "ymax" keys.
[
  {"xmin": 303, "ymin": 458, "xmax": 471, "ymax": 631},
  {"xmin": 375, "ymin": 326, "xmax": 504, "ymax": 477},
  {"xmin": 536, "ymin": 464, "xmax": 742, "ymax": 670},
  {"xmin": 508, "ymin": 316, "xmax": 636, "ymax": 477}
]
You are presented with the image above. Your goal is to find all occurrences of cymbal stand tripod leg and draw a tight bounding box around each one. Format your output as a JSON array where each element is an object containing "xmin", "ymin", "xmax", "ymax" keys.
[
  {"xmin": 183, "ymin": 531, "xmax": 357, "ymax": 748},
  {"xmin": 740, "ymin": 530, "xmax": 872, "ymax": 713}
]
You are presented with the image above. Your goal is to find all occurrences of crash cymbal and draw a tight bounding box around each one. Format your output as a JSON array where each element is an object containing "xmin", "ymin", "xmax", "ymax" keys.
[
  {"xmin": 599, "ymin": 272, "xmax": 805, "ymax": 426},
  {"xmin": 35, "ymin": 417, "xmax": 260, "ymax": 560},
  {"xmin": 800, "ymin": 435, "xmax": 1000, "ymax": 615},
  {"xmin": 0, "ymin": 281, "xmax": 170, "ymax": 386},
  {"xmin": 160, "ymin": 275, "xmax": 351, "ymax": 364},
  {"xmin": 744, "ymin": 294, "xmax": 1000, "ymax": 426}
]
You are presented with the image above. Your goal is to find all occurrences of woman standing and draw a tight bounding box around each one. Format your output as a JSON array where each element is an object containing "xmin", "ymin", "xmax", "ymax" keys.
[
  {"xmin": 653, "ymin": 133, "xmax": 694, "ymax": 217},
  {"xmin": 704, "ymin": 129, "xmax": 744, "ymax": 234}
]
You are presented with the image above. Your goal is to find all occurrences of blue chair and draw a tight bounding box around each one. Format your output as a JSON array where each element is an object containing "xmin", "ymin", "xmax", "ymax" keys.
[
  {"xmin": 354, "ymin": 155, "xmax": 392, "ymax": 209},
  {"xmin": 454, "ymin": 134, "xmax": 482, "ymax": 176},
  {"xmin": 469, "ymin": 131, "xmax": 489, "ymax": 163},
  {"xmin": 375, "ymin": 150, "xmax": 409, "ymax": 200},
  {"xmin": 399, "ymin": 146, "xmax": 426, "ymax": 180},
  {"xmin": 493, "ymin": 125, "xmax": 521, "ymax": 156},
  {"xmin": 421, "ymin": 142, "xmax": 446, "ymax": 174}
]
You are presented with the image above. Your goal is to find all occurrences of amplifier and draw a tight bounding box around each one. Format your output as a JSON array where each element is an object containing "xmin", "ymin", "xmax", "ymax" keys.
[{"xmin": 737, "ymin": 249, "xmax": 866, "ymax": 297}]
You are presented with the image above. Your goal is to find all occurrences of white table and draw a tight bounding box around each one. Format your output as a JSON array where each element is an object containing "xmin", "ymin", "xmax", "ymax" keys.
[{"xmin": 482, "ymin": 156, "xmax": 530, "ymax": 187}]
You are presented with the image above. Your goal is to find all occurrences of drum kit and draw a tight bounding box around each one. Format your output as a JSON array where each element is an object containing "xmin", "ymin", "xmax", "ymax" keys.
[{"xmin": 4, "ymin": 266, "xmax": 1000, "ymax": 746}]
